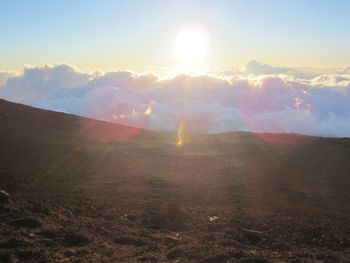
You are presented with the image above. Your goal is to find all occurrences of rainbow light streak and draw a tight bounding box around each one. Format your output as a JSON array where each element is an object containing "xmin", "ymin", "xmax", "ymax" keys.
[{"xmin": 176, "ymin": 118, "xmax": 185, "ymax": 146}]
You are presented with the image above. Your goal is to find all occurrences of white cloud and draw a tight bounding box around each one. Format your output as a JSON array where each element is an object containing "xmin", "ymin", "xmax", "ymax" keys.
[
  {"xmin": 0, "ymin": 64, "xmax": 90, "ymax": 105},
  {"xmin": 0, "ymin": 71, "xmax": 16, "ymax": 87},
  {"xmin": 1, "ymin": 63, "xmax": 350, "ymax": 137},
  {"xmin": 243, "ymin": 60, "xmax": 312, "ymax": 79},
  {"xmin": 244, "ymin": 60, "xmax": 291, "ymax": 75},
  {"xmin": 308, "ymin": 74, "xmax": 350, "ymax": 87}
]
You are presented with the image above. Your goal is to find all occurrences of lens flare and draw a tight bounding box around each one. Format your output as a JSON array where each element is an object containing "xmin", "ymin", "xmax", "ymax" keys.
[
  {"xmin": 175, "ymin": 118, "xmax": 185, "ymax": 147},
  {"xmin": 144, "ymin": 104, "xmax": 152, "ymax": 116}
]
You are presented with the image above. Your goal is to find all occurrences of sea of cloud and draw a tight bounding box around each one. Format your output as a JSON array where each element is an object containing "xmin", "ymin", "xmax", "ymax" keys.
[{"xmin": 1, "ymin": 61, "xmax": 350, "ymax": 137}]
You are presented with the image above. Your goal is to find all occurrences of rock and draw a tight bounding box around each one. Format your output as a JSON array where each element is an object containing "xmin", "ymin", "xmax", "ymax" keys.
[
  {"xmin": 202, "ymin": 233, "xmax": 215, "ymax": 242},
  {"xmin": 324, "ymin": 254, "xmax": 340, "ymax": 263},
  {"xmin": 62, "ymin": 232, "xmax": 90, "ymax": 247},
  {"xmin": 138, "ymin": 255, "xmax": 157, "ymax": 263},
  {"xmin": 200, "ymin": 254, "xmax": 228, "ymax": 263},
  {"xmin": 166, "ymin": 248, "xmax": 183, "ymax": 259},
  {"xmin": 0, "ymin": 253, "xmax": 12, "ymax": 263},
  {"xmin": 28, "ymin": 201, "xmax": 50, "ymax": 215},
  {"xmin": 7, "ymin": 217, "xmax": 41, "ymax": 228},
  {"xmin": 134, "ymin": 238, "xmax": 147, "ymax": 247},
  {"xmin": 164, "ymin": 234, "xmax": 182, "ymax": 246},
  {"xmin": 114, "ymin": 236, "xmax": 137, "ymax": 245},
  {"xmin": 242, "ymin": 228, "xmax": 263, "ymax": 235},
  {"xmin": 103, "ymin": 213, "xmax": 116, "ymax": 221},
  {"xmin": 0, "ymin": 238, "xmax": 30, "ymax": 249},
  {"xmin": 143, "ymin": 203, "xmax": 189, "ymax": 231},
  {"xmin": 16, "ymin": 249, "xmax": 46, "ymax": 261},
  {"xmin": 162, "ymin": 203, "xmax": 189, "ymax": 231},
  {"xmin": 239, "ymin": 228, "xmax": 263, "ymax": 245},
  {"xmin": 114, "ymin": 236, "xmax": 146, "ymax": 246},
  {"xmin": 0, "ymin": 190, "xmax": 10, "ymax": 205},
  {"xmin": 209, "ymin": 216, "xmax": 219, "ymax": 222},
  {"xmin": 40, "ymin": 228, "xmax": 59, "ymax": 239},
  {"xmin": 239, "ymin": 256, "xmax": 270, "ymax": 263}
]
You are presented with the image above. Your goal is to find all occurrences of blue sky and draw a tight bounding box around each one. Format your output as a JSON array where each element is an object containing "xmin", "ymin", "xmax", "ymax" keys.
[{"xmin": 1, "ymin": 0, "xmax": 350, "ymax": 71}]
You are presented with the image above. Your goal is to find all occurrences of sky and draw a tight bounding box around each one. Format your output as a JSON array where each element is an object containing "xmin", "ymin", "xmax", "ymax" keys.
[
  {"xmin": 1, "ymin": 1, "xmax": 350, "ymax": 138},
  {"xmin": 1, "ymin": 0, "xmax": 350, "ymax": 72}
]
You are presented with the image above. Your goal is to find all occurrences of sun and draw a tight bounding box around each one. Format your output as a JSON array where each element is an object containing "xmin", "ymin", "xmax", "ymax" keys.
[{"xmin": 174, "ymin": 23, "xmax": 209, "ymax": 67}]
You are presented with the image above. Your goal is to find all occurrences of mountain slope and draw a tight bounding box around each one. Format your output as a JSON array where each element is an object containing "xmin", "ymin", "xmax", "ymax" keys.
[{"xmin": 0, "ymin": 99, "xmax": 349, "ymax": 262}]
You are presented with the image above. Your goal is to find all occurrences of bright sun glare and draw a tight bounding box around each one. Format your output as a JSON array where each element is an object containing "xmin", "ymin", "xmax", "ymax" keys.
[{"xmin": 174, "ymin": 23, "xmax": 209, "ymax": 67}]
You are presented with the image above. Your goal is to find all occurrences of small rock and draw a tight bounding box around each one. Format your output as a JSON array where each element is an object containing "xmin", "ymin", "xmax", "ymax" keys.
[
  {"xmin": 242, "ymin": 228, "xmax": 263, "ymax": 235},
  {"xmin": 7, "ymin": 217, "xmax": 41, "ymax": 228},
  {"xmin": 134, "ymin": 238, "xmax": 146, "ymax": 247},
  {"xmin": 162, "ymin": 203, "xmax": 189, "ymax": 231},
  {"xmin": 0, "ymin": 190, "xmax": 10, "ymax": 205},
  {"xmin": 0, "ymin": 253, "xmax": 12, "ymax": 263},
  {"xmin": 164, "ymin": 233, "xmax": 182, "ymax": 246},
  {"xmin": 239, "ymin": 256, "xmax": 270, "ymax": 263},
  {"xmin": 125, "ymin": 213, "xmax": 136, "ymax": 221},
  {"xmin": 40, "ymin": 228, "xmax": 59, "ymax": 239},
  {"xmin": 239, "ymin": 229, "xmax": 263, "ymax": 245},
  {"xmin": 200, "ymin": 254, "xmax": 228, "ymax": 263},
  {"xmin": 103, "ymin": 214, "xmax": 116, "ymax": 221},
  {"xmin": 28, "ymin": 201, "xmax": 50, "ymax": 215},
  {"xmin": 16, "ymin": 249, "xmax": 45, "ymax": 261},
  {"xmin": 114, "ymin": 236, "xmax": 138, "ymax": 245},
  {"xmin": 114, "ymin": 236, "xmax": 146, "ymax": 246},
  {"xmin": 62, "ymin": 232, "xmax": 90, "ymax": 247},
  {"xmin": 166, "ymin": 248, "xmax": 183, "ymax": 259},
  {"xmin": 0, "ymin": 238, "xmax": 30, "ymax": 249},
  {"xmin": 139, "ymin": 255, "xmax": 157, "ymax": 263},
  {"xmin": 203, "ymin": 233, "xmax": 215, "ymax": 241},
  {"xmin": 209, "ymin": 216, "xmax": 219, "ymax": 222}
]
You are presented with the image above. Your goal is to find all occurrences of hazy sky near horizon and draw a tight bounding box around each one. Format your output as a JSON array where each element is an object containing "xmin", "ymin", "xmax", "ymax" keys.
[{"xmin": 1, "ymin": 0, "xmax": 350, "ymax": 71}]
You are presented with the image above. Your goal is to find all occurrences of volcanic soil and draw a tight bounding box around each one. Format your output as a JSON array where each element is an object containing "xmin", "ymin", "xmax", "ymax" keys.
[{"xmin": 0, "ymin": 99, "xmax": 349, "ymax": 262}]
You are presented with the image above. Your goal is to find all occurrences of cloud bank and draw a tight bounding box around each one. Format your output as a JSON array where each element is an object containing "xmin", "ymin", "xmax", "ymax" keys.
[{"xmin": 1, "ymin": 62, "xmax": 350, "ymax": 137}]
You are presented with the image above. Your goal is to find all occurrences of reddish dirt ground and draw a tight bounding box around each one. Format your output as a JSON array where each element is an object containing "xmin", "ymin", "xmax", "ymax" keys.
[{"xmin": 0, "ymin": 99, "xmax": 349, "ymax": 262}]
